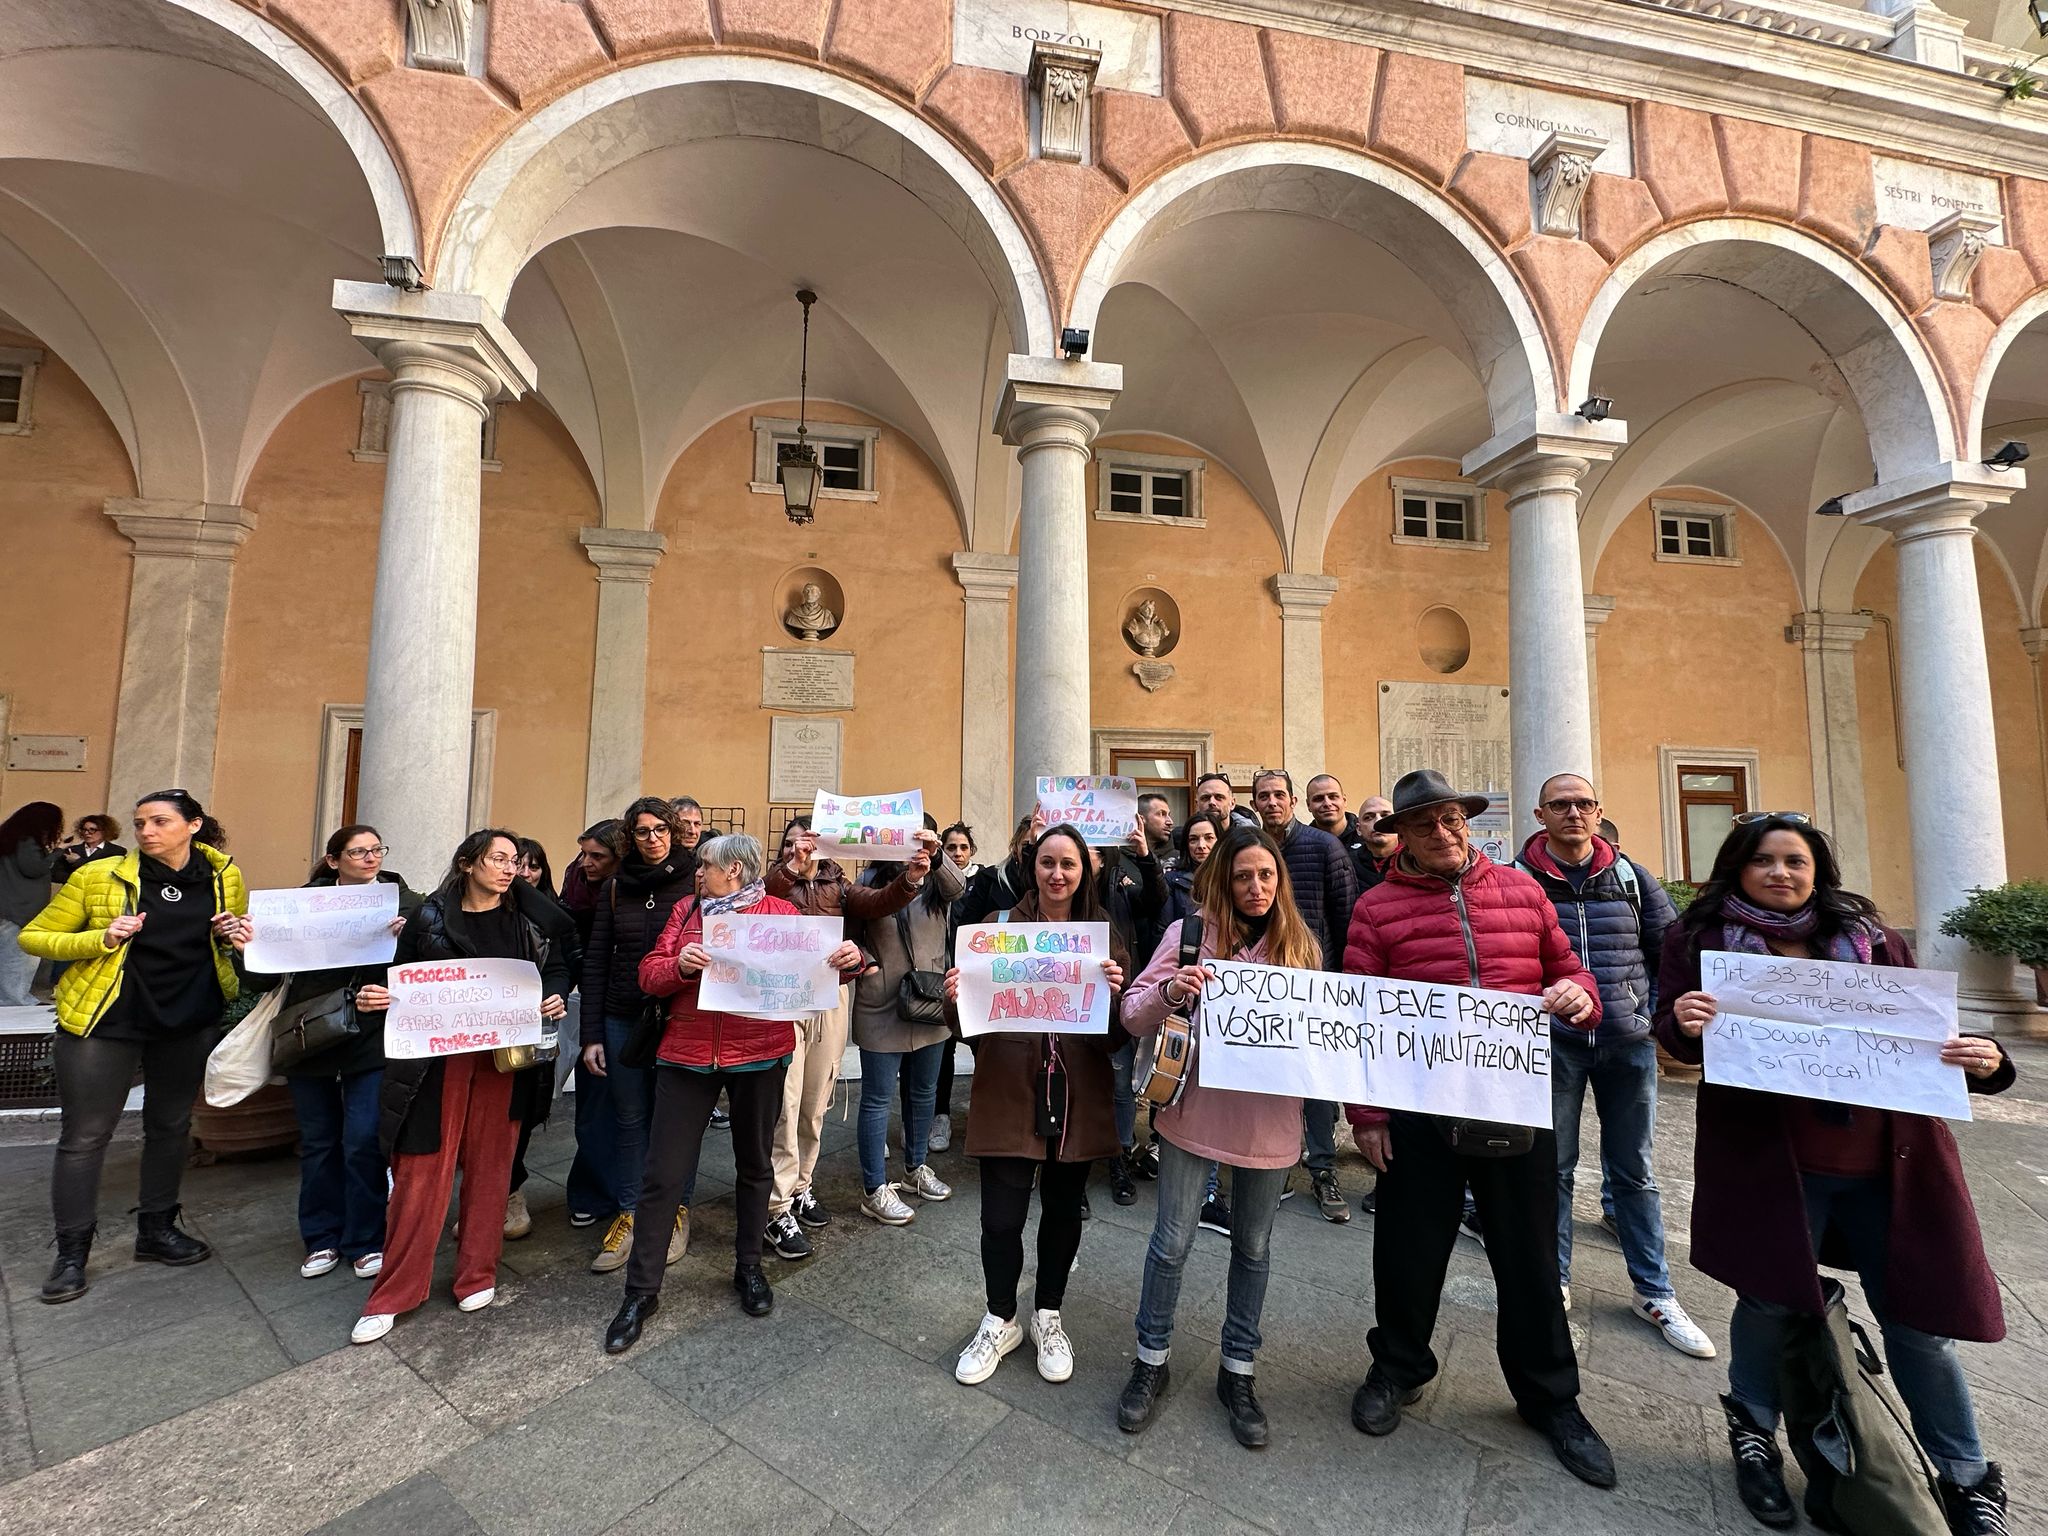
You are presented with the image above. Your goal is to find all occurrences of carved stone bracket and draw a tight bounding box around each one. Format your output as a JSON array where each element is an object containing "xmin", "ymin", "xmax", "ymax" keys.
[
  {"xmin": 1529, "ymin": 129, "xmax": 1608, "ymax": 240},
  {"xmin": 1030, "ymin": 41, "xmax": 1101, "ymax": 164},
  {"xmin": 406, "ymin": 0, "xmax": 475, "ymax": 74},
  {"xmin": 1926, "ymin": 210, "xmax": 2001, "ymax": 303}
]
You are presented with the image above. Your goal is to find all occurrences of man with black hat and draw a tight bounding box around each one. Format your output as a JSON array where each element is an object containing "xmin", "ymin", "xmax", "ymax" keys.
[{"xmin": 1341, "ymin": 769, "xmax": 1617, "ymax": 1490}]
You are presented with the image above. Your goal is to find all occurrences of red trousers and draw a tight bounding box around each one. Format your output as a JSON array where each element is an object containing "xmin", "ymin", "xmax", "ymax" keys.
[{"xmin": 362, "ymin": 1052, "xmax": 518, "ymax": 1318}]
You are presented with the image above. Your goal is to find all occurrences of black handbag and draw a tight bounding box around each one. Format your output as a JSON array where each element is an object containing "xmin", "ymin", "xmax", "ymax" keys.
[
  {"xmin": 269, "ymin": 986, "xmax": 357, "ymax": 1072},
  {"xmin": 1433, "ymin": 1117, "xmax": 1537, "ymax": 1157},
  {"xmin": 618, "ymin": 898, "xmax": 696, "ymax": 1069},
  {"xmin": 893, "ymin": 905, "xmax": 948, "ymax": 1025}
]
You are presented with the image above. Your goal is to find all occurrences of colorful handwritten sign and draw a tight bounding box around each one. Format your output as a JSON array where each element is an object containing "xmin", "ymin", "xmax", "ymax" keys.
[
  {"xmin": 245, "ymin": 882, "xmax": 399, "ymax": 973},
  {"xmin": 811, "ymin": 788, "xmax": 924, "ymax": 862},
  {"xmin": 954, "ymin": 922, "xmax": 1114, "ymax": 1037},
  {"xmin": 1701, "ymin": 950, "xmax": 1969, "ymax": 1120},
  {"xmin": 384, "ymin": 957, "xmax": 542, "ymax": 1061},
  {"xmin": 1196, "ymin": 962, "xmax": 1372, "ymax": 1102},
  {"xmin": 1036, "ymin": 775, "xmax": 1138, "ymax": 845},
  {"xmin": 699, "ymin": 914, "xmax": 845, "ymax": 1019}
]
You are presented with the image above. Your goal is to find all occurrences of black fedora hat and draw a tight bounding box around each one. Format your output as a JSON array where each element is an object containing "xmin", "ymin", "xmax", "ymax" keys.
[{"xmin": 1374, "ymin": 769, "xmax": 1491, "ymax": 832}]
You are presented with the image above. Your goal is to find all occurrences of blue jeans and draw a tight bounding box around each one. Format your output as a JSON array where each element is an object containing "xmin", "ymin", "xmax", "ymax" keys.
[
  {"xmin": 1137, "ymin": 1136, "xmax": 1289, "ymax": 1369},
  {"xmin": 287, "ymin": 1069, "xmax": 387, "ymax": 1260},
  {"xmin": 1301, "ymin": 1099, "xmax": 1338, "ymax": 1173},
  {"xmin": 1110, "ymin": 1039, "xmax": 1138, "ymax": 1149},
  {"xmin": 857, "ymin": 1041, "xmax": 944, "ymax": 1193},
  {"xmin": 1552, "ymin": 1032, "xmax": 1672, "ymax": 1297},
  {"xmin": 601, "ymin": 1014, "xmax": 656, "ymax": 1212},
  {"xmin": 1727, "ymin": 1172, "xmax": 1987, "ymax": 1485}
]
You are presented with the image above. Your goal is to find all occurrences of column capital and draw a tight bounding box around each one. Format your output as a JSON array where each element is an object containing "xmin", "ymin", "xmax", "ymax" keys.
[
  {"xmin": 333, "ymin": 279, "xmax": 537, "ymax": 402},
  {"xmin": 1269, "ymin": 572, "xmax": 1339, "ymax": 619},
  {"xmin": 2020, "ymin": 626, "xmax": 2048, "ymax": 661},
  {"xmin": 1582, "ymin": 593, "xmax": 1616, "ymax": 636},
  {"xmin": 952, "ymin": 550, "xmax": 1019, "ymax": 600},
  {"xmin": 1790, "ymin": 608, "xmax": 1876, "ymax": 654},
  {"xmin": 1841, "ymin": 461, "xmax": 2022, "ymax": 541},
  {"xmin": 578, "ymin": 526, "xmax": 667, "ymax": 584},
  {"xmin": 994, "ymin": 354, "xmax": 1122, "ymax": 448},
  {"xmin": 1462, "ymin": 412, "xmax": 1627, "ymax": 494},
  {"xmin": 104, "ymin": 498, "xmax": 257, "ymax": 560}
]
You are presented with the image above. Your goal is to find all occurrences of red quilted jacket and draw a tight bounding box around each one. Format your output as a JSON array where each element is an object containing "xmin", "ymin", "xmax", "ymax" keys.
[
  {"xmin": 1341, "ymin": 851, "xmax": 1598, "ymax": 1127},
  {"xmin": 638, "ymin": 894, "xmax": 801, "ymax": 1068}
]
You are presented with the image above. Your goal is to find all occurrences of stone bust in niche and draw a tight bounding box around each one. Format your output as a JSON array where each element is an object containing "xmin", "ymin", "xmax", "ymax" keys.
[
  {"xmin": 784, "ymin": 582, "xmax": 839, "ymax": 641},
  {"xmin": 1123, "ymin": 599, "xmax": 1170, "ymax": 658}
]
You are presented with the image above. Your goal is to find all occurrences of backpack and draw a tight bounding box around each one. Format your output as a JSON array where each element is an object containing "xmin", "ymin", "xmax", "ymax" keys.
[{"xmin": 1778, "ymin": 1279, "xmax": 1948, "ymax": 1536}]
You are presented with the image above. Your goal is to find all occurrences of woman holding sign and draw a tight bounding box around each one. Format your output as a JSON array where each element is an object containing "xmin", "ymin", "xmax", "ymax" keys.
[
  {"xmin": 352, "ymin": 830, "xmax": 570, "ymax": 1345},
  {"xmin": 942, "ymin": 823, "xmax": 1129, "ymax": 1389},
  {"xmin": 1657, "ymin": 815, "xmax": 2015, "ymax": 1535},
  {"xmin": 1118, "ymin": 824, "xmax": 1325, "ymax": 1447}
]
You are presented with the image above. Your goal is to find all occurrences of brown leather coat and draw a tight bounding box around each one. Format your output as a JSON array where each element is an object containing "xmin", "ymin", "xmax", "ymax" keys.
[
  {"xmin": 765, "ymin": 856, "xmax": 918, "ymax": 931},
  {"xmin": 961, "ymin": 890, "xmax": 1131, "ymax": 1163}
]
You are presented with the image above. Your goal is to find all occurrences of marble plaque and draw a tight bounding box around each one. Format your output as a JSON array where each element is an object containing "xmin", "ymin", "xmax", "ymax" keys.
[
  {"xmin": 761, "ymin": 647, "xmax": 854, "ymax": 713},
  {"xmin": 7, "ymin": 734, "xmax": 86, "ymax": 772},
  {"xmin": 1465, "ymin": 78, "xmax": 1633, "ymax": 174},
  {"xmin": 1377, "ymin": 682, "xmax": 1512, "ymax": 808},
  {"xmin": 770, "ymin": 717, "xmax": 843, "ymax": 805},
  {"xmin": 952, "ymin": 0, "xmax": 1163, "ymax": 95},
  {"xmin": 1871, "ymin": 154, "xmax": 2004, "ymax": 240}
]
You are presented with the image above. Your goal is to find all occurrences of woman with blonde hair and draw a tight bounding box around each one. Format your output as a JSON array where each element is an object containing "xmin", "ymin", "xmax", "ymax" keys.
[{"xmin": 1115, "ymin": 824, "xmax": 1325, "ymax": 1447}]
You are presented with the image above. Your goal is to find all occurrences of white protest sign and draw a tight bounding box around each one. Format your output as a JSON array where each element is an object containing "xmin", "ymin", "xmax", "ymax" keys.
[
  {"xmin": 811, "ymin": 788, "xmax": 924, "ymax": 861},
  {"xmin": 244, "ymin": 883, "xmax": 399, "ymax": 973},
  {"xmin": 955, "ymin": 922, "xmax": 1115, "ymax": 1037},
  {"xmin": 699, "ymin": 914, "xmax": 844, "ymax": 1019},
  {"xmin": 1036, "ymin": 775, "xmax": 1139, "ymax": 846},
  {"xmin": 1360, "ymin": 977, "xmax": 1552, "ymax": 1128},
  {"xmin": 1700, "ymin": 950, "xmax": 1970, "ymax": 1120},
  {"xmin": 1197, "ymin": 961, "xmax": 1373, "ymax": 1102},
  {"xmin": 383, "ymin": 957, "xmax": 543, "ymax": 1061}
]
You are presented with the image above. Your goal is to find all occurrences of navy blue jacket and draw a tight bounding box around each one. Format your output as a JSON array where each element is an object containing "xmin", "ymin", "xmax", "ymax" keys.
[
  {"xmin": 1276, "ymin": 821, "xmax": 1360, "ymax": 970},
  {"xmin": 1515, "ymin": 834, "xmax": 1676, "ymax": 1045}
]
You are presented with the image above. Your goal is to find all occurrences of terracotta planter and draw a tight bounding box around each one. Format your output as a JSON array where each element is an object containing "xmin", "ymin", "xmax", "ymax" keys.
[{"xmin": 189, "ymin": 1080, "xmax": 299, "ymax": 1161}]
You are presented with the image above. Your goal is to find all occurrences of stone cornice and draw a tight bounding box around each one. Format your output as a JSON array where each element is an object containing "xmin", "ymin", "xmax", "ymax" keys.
[
  {"xmin": 1270, "ymin": 572, "xmax": 1340, "ymax": 619},
  {"xmin": 952, "ymin": 551, "xmax": 1021, "ymax": 600},
  {"xmin": 104, "ymin": 499, "xmax": 257, "ymax": 561},
  {"xmin": 332, "ymin": 281, "xmax": 538, "ymax": 400},
  {"xmin": 578, "ymin": 526, "xmax": 667, "ymax": 582}
]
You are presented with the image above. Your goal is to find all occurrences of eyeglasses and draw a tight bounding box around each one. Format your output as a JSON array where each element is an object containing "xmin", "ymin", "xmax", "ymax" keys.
[
  {"xmin": 479, "ymin": 854, "xmax": 519, "ymax": 869},
  {"xmin": 1542, "ymin": 799, "xmax": 1599, "ymax": 815},
  {"xmin": 340, "ymin": 845, "xmax": 389, "ymax": 861},
  {"xmin": 631, "ymin": 826, "xmax": 670, "ymax": 841},
  {"xmin": 1401, "ymin": 812, "xmax": 1469, "ymax": 833},
  {"xmin": 1733, "ymin": 811, "xmax": 1812, "ymax": 826}
]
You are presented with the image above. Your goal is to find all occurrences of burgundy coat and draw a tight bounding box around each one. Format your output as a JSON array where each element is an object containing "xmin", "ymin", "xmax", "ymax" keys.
[{"xmin": 1654, "ymin": 921, "xmax": 2012, "ymax": 1341}]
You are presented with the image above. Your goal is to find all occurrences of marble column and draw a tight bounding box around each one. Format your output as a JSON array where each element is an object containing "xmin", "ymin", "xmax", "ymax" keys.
[
  {"xmin": 994, "ymin": 356, "xmax": 1121, "ymax": 816},
  {"xmin": 334, "ymin": 281, "xmax": 536, "ymax": 890},
  {"xmin": 1582, "ymin": 593, "xmax": 1615, "ymax": 791},
  {"xmin": 1792, "ymin": 609, "xmax": 1876, "ymax": 894},
  {"xmin": 2023, "ymin": 627, "xmax": 2048, "ymax": 839},
  {"xmin": 102, "ymin": 499, "xmax": 259, "ymax": 814},
  {"xmin": 1843, "ymin": 463, "xmax": 2027, "ymax": 1027},
  {"xmin": 953, "ymin": 551, "xmax": 1020, "ymax": 842},
  {"xmin": 1465, "ymin": 414, "xmax": 1625, "ymax": 840},
  {"xmin": 1271, "ymin": 574, "xmax": 1339, "ymax": 782},
  {"xmin": 578, "ymin": 527, "xmax": 667, "ymax": 827}
]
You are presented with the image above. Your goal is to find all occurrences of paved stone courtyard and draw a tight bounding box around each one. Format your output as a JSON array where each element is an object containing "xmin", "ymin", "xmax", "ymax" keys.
[{"xmin": 0, "ymin": 1045, "xmax": 2042, "ymax": 1536}]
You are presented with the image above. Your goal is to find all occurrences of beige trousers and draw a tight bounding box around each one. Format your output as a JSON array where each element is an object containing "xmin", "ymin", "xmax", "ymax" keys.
[{"xmin": 768, "ymin": 984, "xmax": 849, "ymax": 1217}]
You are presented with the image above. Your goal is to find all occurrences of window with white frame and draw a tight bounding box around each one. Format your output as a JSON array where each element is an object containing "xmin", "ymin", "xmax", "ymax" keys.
[
  {"xmin": 353, "ymin": 379, "xmax": 500, "ymax": 469},
  {"xmin": 1653, "ymin": 499, "xmax": 1738, "ymax": 564},
  {"xmin": 0, "ymin": 346, "xmax": 44, "ymax": 434},
  {"xmin": 1391, "ymin": 476, "xmax": 1485, "ymax": 548},
  {"xmin": 750, "ymin": 417, "xmax": 879, "ymax": 502},
  {"xmin": 1093, "ymin": 448, "xmax": 1205, "ymax": 525}
]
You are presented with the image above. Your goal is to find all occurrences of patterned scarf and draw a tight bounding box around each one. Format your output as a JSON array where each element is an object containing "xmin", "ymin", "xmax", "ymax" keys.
[
  {"xmin": 1719, "ymin": 894, "xmax": 1873, "ymax": 964},
  {"xmin": 702, "ymin": 879, "xmax": 766, "ymax": 917}
]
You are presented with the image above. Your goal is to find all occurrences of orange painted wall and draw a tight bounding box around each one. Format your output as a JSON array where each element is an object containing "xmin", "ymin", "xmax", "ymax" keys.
[{"xmin": 0, "ymin": 335, "xmax": 133, "ymax": 825}]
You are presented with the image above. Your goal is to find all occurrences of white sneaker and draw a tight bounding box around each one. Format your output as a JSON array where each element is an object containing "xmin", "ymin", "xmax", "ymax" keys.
[
  {"xmin": 1561, "ymin": 1284, "xmax": 1572, "ymax": 1313},
  {"xmin": 350, "ymin": 1313, "xmax": 394, "ymax": 1345},
  {"xmin": 905, "ymin": 1164, "xmax": 952, "ymax": 1202},
  {"xmin": 861, "ymin": 1185, "xmax": 916, "ymax": 1225},
  {"xmin": 1029, "ymin": 1308, "xmax": 1074, "ymax": 1383},
  {"xmin": 955, "ymin": 1311, "xmax": 1023, "ymax": 1384},
  {"xmin": 928, "ymin": 1113, "xmax": 952, "ymax": 1153},
  {"xmin": 352, "ymin": 1252, "xmax": 383, "ymax": 1279},
  {"xmin": 1632, "ymin": 1292, "xmax": 1716, "ymax": 1358},
  {"xmin": 300, "ymin": 1248, "xmax": 340, "ymax": 1279},
  {"xmin": 457, "ymin": 1287, "xmax": 495, "ymax": 1313}
]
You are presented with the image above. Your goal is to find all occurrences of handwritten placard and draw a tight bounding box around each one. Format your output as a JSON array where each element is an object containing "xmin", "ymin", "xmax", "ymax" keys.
[
  {"xmin": 955, "ymin": 922, "xmax": 1115, "ymax": 1037},
  {"xmin": 245, "ymin": 883, "xmax": 399, "ymax": 973},
  {"xmin": 699, "ymin": 914, "xmax": 844, "ymax": 1019},
  {"xmin": 811, "ymin": 788, "xmax": 923, "ymax": 861},
  {"xmin": 1197, "ymin": 962, "xmax": 1373, "ymax": 1102},
  {"xmin": 383, "ymin": 957, "xmax": 542, "ymax": 1061},
  {"xmin": 1701, "ymin": 950, "xmax": 1969, "ymax": 1120},
  {"xmin": 1036, "ymin": 775, "xmax": 1138, "ymax": 845}
]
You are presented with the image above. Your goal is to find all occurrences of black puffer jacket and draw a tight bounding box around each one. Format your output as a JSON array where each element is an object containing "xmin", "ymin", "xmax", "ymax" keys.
[
  {"xmin": 579, "ymin": 851, "xmax": 693, "ymax": 1043},
  {"xmin": 246, "ymin": 868, "xmax": 422, "ymax": 1079}
]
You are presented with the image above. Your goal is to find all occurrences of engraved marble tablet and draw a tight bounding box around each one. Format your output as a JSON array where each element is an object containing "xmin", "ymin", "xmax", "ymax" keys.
[
  {"xmin": 1870, "ymin": 155, "xmax": 2003, "ymax": 240},
  {"xmin": 1378, "ymin": 681, "xmax": 1513, "ymax": 808},
  {"xmin": 762, "ymin": 648, "xmax": 854, "ymax": 713},
  {"xmin": 770, "ymin": 717, "xmax": 843, "ymax": 805},
  {"xmin": 952, "ymin": 0, "xmax": 1163, "ymax": 94},
  {"xmin": 1465, "ymin": 79, "xmax": 1632, "ymax": 174}
]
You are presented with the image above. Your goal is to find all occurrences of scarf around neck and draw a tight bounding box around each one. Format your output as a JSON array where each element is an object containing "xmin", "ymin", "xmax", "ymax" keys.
[
  {"xmin": 702, "ymin": 879, "xmax": 766, "ymax": 917},
  {"xmin": 1720, "ymin": 893, "xmax": 1873, "ymax": 964}
]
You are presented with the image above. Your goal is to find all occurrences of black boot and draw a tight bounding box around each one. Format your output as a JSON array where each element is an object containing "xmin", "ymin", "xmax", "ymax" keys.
[
  {"xmin": 1118, "ymin": 1358, "xmax": 1169, "ymax": 1433},
  {"xmin": 1350, "ymin": 1365, "xmax": 1420, "ymax": 1436},
  {"xmin": 1215, "ymin": 1365, "xmax": 1269, "ymax": 1448},
  {"xmin": 733, "ymin": 1263, "xmax": 773, "ymax": 1317},
  {"xmin": 1937, "ymin": 1462, "xmax": 2009, "ymax": 1536},
  {"xmin": 604, "ymin": 1290, "xmax": 660, "ymax": 1355},
  {"xmin": 135, "ymin": 1206, "xmax": 211, "ymax": 1266},
  {"xmin": 1719, "ymin": 1395, "xmax": 1795, "ymax": 1528},
  {"xmin": 1109, "ymin": 1152, "xmax": 1137, "ymax": 1206},
  {"xmin": 40, "ymin": 1227, "xmax": 93, "ymax": 1305}
]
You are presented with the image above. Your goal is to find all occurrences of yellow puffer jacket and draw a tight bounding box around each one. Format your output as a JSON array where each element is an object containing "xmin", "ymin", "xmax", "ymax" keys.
[{"xmin": 18, "ymin": 844, "xmax": 247, "ymax": 1036}]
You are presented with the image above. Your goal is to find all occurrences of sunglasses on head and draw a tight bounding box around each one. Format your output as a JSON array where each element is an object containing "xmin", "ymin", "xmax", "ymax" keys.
[{"xmin": 1732, "ymin": 811, "xmax": 1812, "ymax": 827}]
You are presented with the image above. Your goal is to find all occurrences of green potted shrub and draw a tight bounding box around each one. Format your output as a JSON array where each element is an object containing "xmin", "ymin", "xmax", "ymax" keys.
[
  {"xmin": 1941, "ymin": 881, "xmax": 2048, "ymax": 1004},
  {"xmin": 1660, "ymin": 878, "xmax": 1699, "ymax": 913}
]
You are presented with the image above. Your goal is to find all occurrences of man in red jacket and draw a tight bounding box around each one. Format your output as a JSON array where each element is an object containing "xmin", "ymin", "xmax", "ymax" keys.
[{"xmin": 1342, "ymin": 769, "xmax": 1617, "ymax": 1490}]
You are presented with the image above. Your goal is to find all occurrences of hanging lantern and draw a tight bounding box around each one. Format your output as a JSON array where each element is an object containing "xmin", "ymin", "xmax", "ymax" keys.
[{"xmin": 778, "ymin": 289, "xmax": 821, "ymax": 526}]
